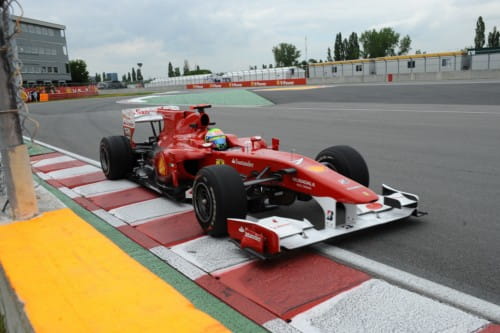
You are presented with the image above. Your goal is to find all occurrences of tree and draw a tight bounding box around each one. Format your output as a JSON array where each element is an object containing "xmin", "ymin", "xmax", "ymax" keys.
[
  {"xmin": 334, "ymin": 33, "xmax": 342, "ymax": 61},
  {"xmin": 269, "ymin": 64, "xmax": 273, "ymax": 68},
  {"xmin": 174, "ymin": 67, "xmax": 180, "ymax": 77},
  {"xmin": 183, "ymin": 60, "xmax": 190, "ymax": 75},
  {"xmin": 346, "ymin": 32, "xmax": 360, "ymax": 60},
  {"xmin": 475, "ymin": 16, "xmax": 485, "ymax": 48},
  {"xmin": 360, "ymin": 27, "xmax": 400, "ymax": 58},
  {"xmin": 131, "ymin": 67, "xmax": 136, "ymax": 82},
  {"xmin": 127, "ymin": 72, "xmax": 131, "ymax": 82},
  {"xmin": 342, "ymin": 38, "xmax": 349, "ymax": 60},
  {"xmin": 121, "ymin": 74, "xmax": 126, "ymax": 82},
  {"xmin": 398, "ymin": 35, "xmax": 412, "ymax": 55},
  {"xmin": 184, "ymin": 69, "xmax": 212, "ymax": 75},
  {"xmin": 95, "ymin": 73, "xmax": 101, "ymax": 83},
  {"xmin": 327, "ymin": 47, "xmax": 332, "ymax": 61},
  {"xmin": 102, "ymin": 72, "xmax": 106, "ymax": 81},
  {"xmin": 262, "ymin": 64, "xmax": 267, "ymax": 69},
  {"xmin": 168, "ymin": 62, "xmax": 174, "ymax": 77},
  {"xmin": 488, "ymin": 26, "xmax": 500, "ymax": 48},
  {"xmin": 272, "ymin": 43, "xmax": 301, "ymax": 67},
  {"xmin": 136, "ymin": 68, "xmax": 143, "ymax": 81},
  {"xmin": 69, "ymin": 59, "xmax": 89, "ymax": 83}
]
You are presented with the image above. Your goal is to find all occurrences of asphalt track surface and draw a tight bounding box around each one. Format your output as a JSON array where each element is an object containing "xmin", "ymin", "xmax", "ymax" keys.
[{"xmin": 26, "ymin": 82, "xmax": 500, "ymax": 306}]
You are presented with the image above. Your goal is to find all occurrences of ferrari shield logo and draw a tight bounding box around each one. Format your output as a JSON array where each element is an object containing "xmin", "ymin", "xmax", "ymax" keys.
[
  {"xmin": 158, "ymin": 155, "xmax": 167, "ymax": 176},
  {"xmin": 216, "ymin": 159, "xmax": 225, "ymax": 165},
  {"xmin": 307, "ymin": 165, "xmax": 327, "ymax": 173}
]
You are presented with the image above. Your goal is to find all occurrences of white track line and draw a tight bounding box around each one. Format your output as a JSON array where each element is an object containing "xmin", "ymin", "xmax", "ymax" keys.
[
  {"xmin": 315, "ymin": 244, "xmax": 500, "ymax": 323},
  {"xmin": 26, "ymin": 138, "xmax": 101, "ymax": 167},
  {"xmin": 30, "ymin": 137, "xmax": 500, "ymax": 323},
  {"xmin": 280, "ymin": 106, "xmax": 500, "ymax": 115}
]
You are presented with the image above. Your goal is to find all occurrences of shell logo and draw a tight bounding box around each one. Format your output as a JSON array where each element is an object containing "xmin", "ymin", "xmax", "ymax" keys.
[
  {"xmin": 158, "ymin": 155, "xmax": 167, "ymax": 176},
  {"xmin": 307, "ymin": 165, "xmax": 327, "ymax": 173}
]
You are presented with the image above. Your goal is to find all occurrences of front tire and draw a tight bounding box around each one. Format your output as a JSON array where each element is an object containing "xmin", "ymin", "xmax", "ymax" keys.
[
  {"xmin": 315, "ymin": 145, "xmax": 370, "ymax": 187},
  {"xmin": 100, "ymin": 136, "xmax": 134, "ymax": 180},
  {"xmin": 192, "ymin": 165, "xmax": 247, "ymax": 237}
]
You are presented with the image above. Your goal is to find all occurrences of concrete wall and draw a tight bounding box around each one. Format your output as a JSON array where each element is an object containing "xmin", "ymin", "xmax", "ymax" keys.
[
  {"xmin": 307, "ymin": 69, "xmax": 500, "ymax": 85},
  {"xmin": 98, "ymin": 85, "xmax": 186, "ymax": 95},
  {"xmin": 472, "ymin": 55, "xmax": 490, "ymax": 70},
  {"xmin": 490, "ymin": 54, "xmax": 500, "ymax": 69},
  {"xmin": 309, "ymin": 53, "xmax": 499, "ymax": 81},
  {"xmin": 386, "ymin": 61, "xmax": 398, "ymax": 74}
]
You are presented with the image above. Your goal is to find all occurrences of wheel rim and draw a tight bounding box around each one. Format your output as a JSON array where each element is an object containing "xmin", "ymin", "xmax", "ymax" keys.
[
  {"xmin": 194, "ymin": 182, "xmax": 213, "ymax": 224},
  {"xmin": 100, "ymin": 148, "xmax": 110, "ymax": 174}
]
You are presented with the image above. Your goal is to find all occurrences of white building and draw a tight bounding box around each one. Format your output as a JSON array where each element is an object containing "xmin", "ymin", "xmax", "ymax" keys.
[{"xmin": 308, "ymin": 52, "xmax": 472, "ymax": 80}]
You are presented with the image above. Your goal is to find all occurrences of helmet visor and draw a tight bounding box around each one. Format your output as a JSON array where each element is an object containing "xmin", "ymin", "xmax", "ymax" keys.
[{"xmin": 210, "ymin": 135, "xmax": 227, "ymax": 150}]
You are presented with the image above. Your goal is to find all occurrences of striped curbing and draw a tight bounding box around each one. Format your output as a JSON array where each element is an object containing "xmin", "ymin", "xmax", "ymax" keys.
[
  {"xmin": 30, "ymin": 170, "xmax": 267, "ymax": 332},
  {"xmin": 25, "ymin": 142, "xmax": 499, "ymax": 332}
]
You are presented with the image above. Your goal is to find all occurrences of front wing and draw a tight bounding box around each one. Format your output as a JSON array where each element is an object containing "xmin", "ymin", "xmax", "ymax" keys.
[{"xmin": 228, "ymin": 184, "xmax": 425, "ymax": 258}]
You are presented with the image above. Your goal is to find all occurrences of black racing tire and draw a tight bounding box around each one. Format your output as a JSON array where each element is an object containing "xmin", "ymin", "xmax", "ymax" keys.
[
  {"xmin": 192, "ymin": 165, "xmax": 247, "ymax": 237},
  {"xmin": 100, "ymin": 136, "xmax": 134, "ymax": 180},
  {"xmin": 315, "ymin": 145, "xmax": 370, "ymax": 187}
]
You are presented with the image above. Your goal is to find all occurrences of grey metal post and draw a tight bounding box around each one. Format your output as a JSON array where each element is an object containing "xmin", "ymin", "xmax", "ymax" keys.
[{"xmin": 0, "ymin": 2, "xmax": 38, "ymax": 220}]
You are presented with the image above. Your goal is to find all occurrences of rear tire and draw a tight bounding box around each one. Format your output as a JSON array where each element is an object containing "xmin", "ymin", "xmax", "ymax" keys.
[
  {"xmin": 315, "ymin": 145, "xmax": 369, "ymax": 187},
  {"xmin": 192, "ymin": 165, "xmax": 247, "ymax": 237},
  {"xmin": 100, "ymin": 136, "xmax": 134, "ymax": 180}
]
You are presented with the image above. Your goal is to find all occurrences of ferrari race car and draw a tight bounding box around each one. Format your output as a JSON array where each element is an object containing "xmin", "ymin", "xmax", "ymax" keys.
[{"xmin": 100, "ymin": 104, "xmax": 424, "ymax": 258}]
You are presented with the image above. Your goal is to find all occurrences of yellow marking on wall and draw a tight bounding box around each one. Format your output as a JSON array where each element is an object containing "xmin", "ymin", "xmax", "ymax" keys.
[{"xmin": 0, "ymin": 208, "xmax": 227, "ymax": 333}]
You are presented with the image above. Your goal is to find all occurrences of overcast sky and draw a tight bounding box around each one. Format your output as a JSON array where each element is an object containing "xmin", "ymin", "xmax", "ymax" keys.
[{"xmin": 19, "ymin": 0, "xmax": 500, "ymax": 79}]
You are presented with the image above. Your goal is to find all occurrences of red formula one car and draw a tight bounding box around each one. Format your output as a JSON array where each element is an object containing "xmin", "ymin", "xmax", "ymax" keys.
[{"xmin": 100, "ymin": 104, "xmax": 424, "ymax": 258}]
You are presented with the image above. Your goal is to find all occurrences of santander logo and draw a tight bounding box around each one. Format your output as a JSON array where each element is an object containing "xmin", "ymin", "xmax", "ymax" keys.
[{"xmin": 231, "ymin": 158, "xmax": 254, "ymax": 168}]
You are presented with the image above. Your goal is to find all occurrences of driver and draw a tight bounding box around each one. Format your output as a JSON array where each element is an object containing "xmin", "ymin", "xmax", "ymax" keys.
[{"xmin": 205, "ymin": 128, "xmax": 228, "ymax": 150}]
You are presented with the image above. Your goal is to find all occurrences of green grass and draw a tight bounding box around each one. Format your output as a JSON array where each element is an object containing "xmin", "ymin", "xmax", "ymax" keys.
[
  {"xmin": 0, "ymin": 312, "xmax": 5, "ymax": 333},
  {"xmin": 139, "ymin": 89, "xmax": 273, "ymax": 106}
]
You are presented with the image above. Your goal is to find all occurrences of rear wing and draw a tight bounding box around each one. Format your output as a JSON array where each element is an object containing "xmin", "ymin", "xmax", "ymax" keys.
[{"xmin": 122, "ymin": 105, "xmax": 179, "ymax": 139}]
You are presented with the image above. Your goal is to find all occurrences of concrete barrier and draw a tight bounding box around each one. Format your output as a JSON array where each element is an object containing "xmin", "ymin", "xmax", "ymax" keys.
[
  {"xmin": 307, "ymin": 69, "xmax": 500, "ymax": 85},
  {"xmin": 97, "ymin": 85, "xmax": 186, "ymax": 95}
]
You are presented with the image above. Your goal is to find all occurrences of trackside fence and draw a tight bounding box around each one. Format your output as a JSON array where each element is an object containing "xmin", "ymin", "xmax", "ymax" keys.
[{"xmin": 145, "ymin": 67, "xmax": 306, "ymax": 89}]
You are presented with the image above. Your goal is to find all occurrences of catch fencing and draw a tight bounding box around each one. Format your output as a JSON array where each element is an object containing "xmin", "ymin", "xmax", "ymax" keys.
[{"xmin": 145, "ymin": 67, "xmax": 306, "ymax": 88}]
